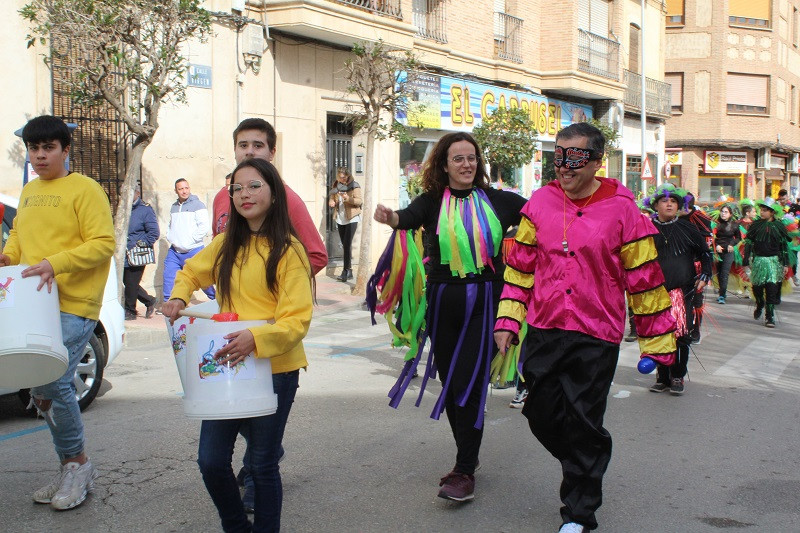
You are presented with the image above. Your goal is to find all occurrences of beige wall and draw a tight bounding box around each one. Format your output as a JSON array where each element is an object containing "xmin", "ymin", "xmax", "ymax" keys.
[{"xmin": 665, "ymin": 0, "xmax": 800, "ymax": 196}]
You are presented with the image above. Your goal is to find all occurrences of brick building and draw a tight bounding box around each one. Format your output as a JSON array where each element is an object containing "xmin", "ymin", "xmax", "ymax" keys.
[{"xmin": 664, "ymin": 0, "xmax": 800, "ymax": 203}]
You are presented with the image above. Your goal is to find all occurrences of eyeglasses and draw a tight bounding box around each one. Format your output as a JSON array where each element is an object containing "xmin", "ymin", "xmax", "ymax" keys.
[
  {"xmin": 554, "ymin": 146, "xmax": 600, "ymax": 169},
  {"xmin": 229, "ymin": 180, "xmax": 265, "ymax": 197},
  {"xmin": 450, "ymin": 154, "xmax": 478, "ymax": 165}
]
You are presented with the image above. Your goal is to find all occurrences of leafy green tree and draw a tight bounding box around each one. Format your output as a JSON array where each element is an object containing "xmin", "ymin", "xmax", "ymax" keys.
[
  {"xmin": 343, "ymin": 40, "xmax": 424, "ymax": 294},
  {"xmin": 472, "ymin": 106, "xmax": 538, "ymax": 188},
  {"xmin": 20, "ymin": 0, "xmax": 212, "ymax": 295}
]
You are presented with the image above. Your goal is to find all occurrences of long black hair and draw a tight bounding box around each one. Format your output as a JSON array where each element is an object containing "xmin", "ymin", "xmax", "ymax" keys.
[{"xmin": 214, "ymin": 158, "xmax": 310, "ymax": 307}]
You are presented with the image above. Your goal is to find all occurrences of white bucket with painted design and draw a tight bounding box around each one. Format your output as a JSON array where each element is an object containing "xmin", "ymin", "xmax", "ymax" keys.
[
  {"xmin": 182, "ymin": 315, "xmax": 277, "ymax": 420},
  {"xmin": 0, "ymin": 265, "xmax": 69, "ymax": 388}
]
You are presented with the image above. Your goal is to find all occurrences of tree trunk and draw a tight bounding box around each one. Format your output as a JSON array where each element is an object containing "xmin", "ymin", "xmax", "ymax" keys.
[
  {"xmin": 113, "ymin": 137, "xmax": 150, "ymax": 302},
  {"xmin": 351, "ymin": 133, "xmax": 376, "ymax": 296}
]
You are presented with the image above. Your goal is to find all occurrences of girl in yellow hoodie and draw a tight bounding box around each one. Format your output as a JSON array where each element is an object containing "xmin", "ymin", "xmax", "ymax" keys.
[{"xmin": 162, "ymin": 158, "xmax": 312, "ymax": 532}]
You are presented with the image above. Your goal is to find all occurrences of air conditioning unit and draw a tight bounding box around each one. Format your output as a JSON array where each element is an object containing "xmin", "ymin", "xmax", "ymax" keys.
[
  {"xmin": 756, "ymin": 148, "xmax": 771, "ymax": 169},
  {"xmin": 789, "ymin": 153, "xmax": 799, "ymax": 173},
  {"xmin": 242, "ymin": 23, "xmax": 266, "ymax": 57},
  {"xmin": 232, "ymin": 0, "xmax": 245, "ymax": 13}
]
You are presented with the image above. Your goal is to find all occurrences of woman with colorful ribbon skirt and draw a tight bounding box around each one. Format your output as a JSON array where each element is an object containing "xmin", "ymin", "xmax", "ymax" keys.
[
  {"xmin": 372, "ymin": 132, "xmax": 526, "ymax": 503},
  {"xmin": 643, "ymin": 184, "xmax": 712, "ymax": 395},
  {"xmin": 744, "ymin": 197, "xmax": 792, "ymax": 328}
]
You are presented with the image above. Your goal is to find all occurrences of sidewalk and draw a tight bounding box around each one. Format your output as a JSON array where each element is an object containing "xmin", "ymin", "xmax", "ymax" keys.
[{"xmin": 123, "ymin": 272, "xmax": 367, "ymax": 347}]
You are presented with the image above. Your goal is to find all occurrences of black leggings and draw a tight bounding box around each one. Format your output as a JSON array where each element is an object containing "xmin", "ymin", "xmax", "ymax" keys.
[
  {"xmin": 337, "ymin": 222, "xmax": 358, "ymax": 270},
  {"xmin": 429, "ymin": 280, "xmax": 501, "ymax": 475}
]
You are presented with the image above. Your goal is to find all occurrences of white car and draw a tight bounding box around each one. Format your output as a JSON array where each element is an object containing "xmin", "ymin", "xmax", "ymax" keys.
[{"xmin": 0, "ymin": 193, "xmax": 125, "ymax": 410}]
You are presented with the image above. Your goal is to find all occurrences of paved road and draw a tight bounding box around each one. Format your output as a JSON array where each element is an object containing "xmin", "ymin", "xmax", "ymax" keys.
[{"xmin": 1, "ymin": 291, "xmax": 799, "ymax": 532}]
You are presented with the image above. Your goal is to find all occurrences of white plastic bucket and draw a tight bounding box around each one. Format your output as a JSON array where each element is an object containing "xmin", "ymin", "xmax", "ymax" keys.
[
  {"xmin": 0, "ymin": 265, "xmax": 69, "ymax": 388},
  {"xmin": 165, "ymin": 300, "xmax": 219, "ymax": 393},
  {"xmin": 183, "ymin": 316, "xmax": 277, "ymax": 420}
]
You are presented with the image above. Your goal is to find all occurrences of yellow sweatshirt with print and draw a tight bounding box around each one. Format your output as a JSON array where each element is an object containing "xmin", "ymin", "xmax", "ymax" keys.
[
  {"xmin": 171, "ymin": 234, "xmax": 312, "ymax": 374},
  {"xmin": 2, "ymin": 173, "xmax": 115, "ymax": 321}
]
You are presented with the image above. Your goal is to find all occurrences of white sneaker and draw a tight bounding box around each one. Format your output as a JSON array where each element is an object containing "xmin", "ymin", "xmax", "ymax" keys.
[
  {"xmin": 33, "ymin": 468, "xmax": 68, "ymax": 504},
  {"xmin": 509, "ymin": 389, "xmax": 528, "ymax": 408},
  {"xmin": 49, "ymin": 460, "xmax": 98, "ymax": 511},
  {"xmin": 559, "ymin": 523, "xmax": 585, "ymax": 533}
]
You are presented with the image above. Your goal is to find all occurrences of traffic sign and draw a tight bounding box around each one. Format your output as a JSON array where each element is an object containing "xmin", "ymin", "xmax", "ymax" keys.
[{"xmin": 642, "ymin": 157, "xmax": 654, "ymax": 180}]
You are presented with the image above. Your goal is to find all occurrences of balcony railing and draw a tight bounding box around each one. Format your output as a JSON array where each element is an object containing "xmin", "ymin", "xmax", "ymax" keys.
[
  {"xmin": 623, "ymin": 69, "xmax": 672, "ymax": 118},
  {"xmin": 412, "ymin": 0, "xmax": 447, "ymax": 43},
  {"xmin": 333, "ymin": 0, "xmax": 402, "ymax": 19},
  {"xmin": 577, "ymin": 29, "xmax": 620, "ymax": 81},
  {"xmin": 494, "ymin": 12, "xmax": 523, "ymax": 63}
]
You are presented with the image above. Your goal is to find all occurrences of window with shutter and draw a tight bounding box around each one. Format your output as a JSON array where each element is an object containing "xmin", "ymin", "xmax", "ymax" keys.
[
  {"xmin": 666, "ymin": 0, "xmax": 685, "ymax": 26},
  {"xmin": 729, "ymin": 0, "xmax": 771, "ymax": 28},
  {"xmin": 589, "ymin": 0, "xmax": 609, "ymax": 37},
  {"xmin": 726, "ymin": 73, "xmax": 769, "ymax": 114},
  {"xmin": 578, "ymin": 0, "xmax": 590, "ymax": 31},
  {"xmin": 629, "ymin": 24, "xmax": 640, "ymax": 73},
  {"xmin": 665, "ymin": 73, "xmax": 683, "ymax": 112}
]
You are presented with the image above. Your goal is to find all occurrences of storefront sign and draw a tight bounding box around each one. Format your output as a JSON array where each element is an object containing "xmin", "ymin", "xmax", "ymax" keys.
[
  {"xmin": 704, "ymin": 151, "xmax": 747, "ymax": 174},
  {"xmin": 402, "ymin": 73, "xmax": 593, "ymax": 142},
  {"xmin": 666, "ymin": 150, "xmax": 682, "ymax": 165}
]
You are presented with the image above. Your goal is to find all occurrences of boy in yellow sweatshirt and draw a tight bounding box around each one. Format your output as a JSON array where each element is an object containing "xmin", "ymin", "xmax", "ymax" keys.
[{"xmin": 0, "ymin": 115, "xmax": 115, "ymax": 511}]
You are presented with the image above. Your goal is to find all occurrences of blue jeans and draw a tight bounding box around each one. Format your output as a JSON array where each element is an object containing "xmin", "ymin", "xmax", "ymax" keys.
[
  {"xmin": 197, "ymin": 371, "xmax": 299, "ymax": 533},
  {"xmin": 30, "ymin": 312, "xmax": 96, "ymax": 460},
  {"xmin": 163, "ymin": 246, "xmax": 216, "ymax": 301}
]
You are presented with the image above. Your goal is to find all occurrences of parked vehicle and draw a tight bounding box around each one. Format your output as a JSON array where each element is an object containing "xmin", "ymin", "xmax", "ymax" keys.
[{"xmin": 0, "ymin": 193, "xmax": 125, "ymax": 410}]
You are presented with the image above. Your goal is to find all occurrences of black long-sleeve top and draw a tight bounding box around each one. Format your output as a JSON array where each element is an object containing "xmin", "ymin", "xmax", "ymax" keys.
[
  {"xmin": 745, "ymin": 219, "xmax": 791, "ymax": 266},
  {"xmin": 651, "ymin": 217, "xmax": 713, "ymax": 291},
  {"xmin": 713, "ymin": 219, "xmax": 741, "ymax": 250},
  {"xmin": 395, "ymin": 187, "xmax": 526, "ymax": 284}
]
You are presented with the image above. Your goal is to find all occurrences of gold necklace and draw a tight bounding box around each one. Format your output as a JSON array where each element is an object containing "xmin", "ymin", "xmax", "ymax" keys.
[{"xmin": 562, "ymin": 186, "xmax": 597, "ymax": 253}]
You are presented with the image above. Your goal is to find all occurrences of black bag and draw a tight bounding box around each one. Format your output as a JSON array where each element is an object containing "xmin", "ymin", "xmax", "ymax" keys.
[{"xmin": 127, "ymin": 241, "xmax": 155, "ymax": 266}]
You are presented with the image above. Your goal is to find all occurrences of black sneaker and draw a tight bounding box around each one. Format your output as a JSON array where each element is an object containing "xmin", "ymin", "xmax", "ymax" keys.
[
  {"xmin": 765, "ymin": 318, "xmax": 775, "ymax": 328},
  {"xmin": 754, "ymin": 306, "xmax": 763, "ymax": 320},
  {"xmin": 670, "ymin": 378, "xmax": 684, "ymax": 395},
  {"xmin": 624, "ymin": 331, "xmax": 637, "ymax": 342},
  {"xmin": 649, "ymin": 382, "xmax": 670, "ymax": 393},
  {"xmin": 124, "ymin": 311, "xmax": 137, "ymax": 321},
  {"xmin": 145, "ymin": 303, "xmax": 156, "ymax": 319},
  {"xmin": 689, "ymin": 329, "xmax": 701, "ymax": 345}
]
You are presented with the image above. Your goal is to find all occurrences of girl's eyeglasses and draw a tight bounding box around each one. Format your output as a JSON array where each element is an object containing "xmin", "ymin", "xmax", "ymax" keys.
[{"xmin": 229, "ymin": 180, "xmax": 265, "ymax": 198}]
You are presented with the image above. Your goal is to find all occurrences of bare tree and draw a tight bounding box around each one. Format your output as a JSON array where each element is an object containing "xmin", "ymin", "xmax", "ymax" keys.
[
  {"xmin": 20, "ymin": 0, "xmax": 212, "ymax": 295},
  {"xmin": 342, "ymin": 40, "xmax": 423, "ymax": 295}
]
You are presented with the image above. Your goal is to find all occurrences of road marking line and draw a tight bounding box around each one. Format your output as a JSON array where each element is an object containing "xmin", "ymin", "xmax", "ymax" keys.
[
  {"xmin": 714, "ymin": 337, "xmax": 799, "ymax": 382},
  {"xmin": 0, "ymin": 424, "xmax": 48, "ymax": 442}
]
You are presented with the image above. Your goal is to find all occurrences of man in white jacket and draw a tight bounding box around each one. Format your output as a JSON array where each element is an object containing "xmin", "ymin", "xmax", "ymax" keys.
[{"xmin": 163, "ymin": 178, "xmax": 214, "ymax": 301}]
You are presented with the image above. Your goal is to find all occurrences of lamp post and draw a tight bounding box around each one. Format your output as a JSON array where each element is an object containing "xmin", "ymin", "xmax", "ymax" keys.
[{"xmin": 641, "ymin": 0, "xmax": 649, "ymax": 193}]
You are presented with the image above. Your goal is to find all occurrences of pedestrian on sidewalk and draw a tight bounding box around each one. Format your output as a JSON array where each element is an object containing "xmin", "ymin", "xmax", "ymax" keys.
[
  {"xmin": 328, "ymin": 167, "xmax": 362, "ymax": 282},
  {"xmin": 163, "ymin": 178, "xmax": 215, "ymax": 301},
  {"xmin": 0, "ymin": 115, "xmax": 115, "ymax": 510},
  {"xmin": 493, "ymin": 123, "xmax": 676, "ymax": 533},
  {"xmin": 123, "ymin": 188, "xmax": 159, "ymax": 320},
  {"xmin": 373, "ymin": 132, "xmax": 526, "ymax": 503},
  {"xmin": 645, "ymin": 184, "xmax": 712, "ymax": 395},
  {"xmin": 162, "ymin": 158, "xmax": 313, "ymax": 532},
  {"xmin": 745, "ymin": 197, "xmax": 791, "ymax": 328}
]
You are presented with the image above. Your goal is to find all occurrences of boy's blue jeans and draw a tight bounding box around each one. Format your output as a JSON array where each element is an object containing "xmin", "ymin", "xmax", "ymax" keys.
[
  {"xmin": 162, "ymin": 246, "xmax": 215, "ymax": 301},
  {"xmin": 31, "ymin": 312, "xmax": 96, "ymax": 461},
  {"xmin": 197, "ymin": 370, "xmax": 299, "ymax": 533}
]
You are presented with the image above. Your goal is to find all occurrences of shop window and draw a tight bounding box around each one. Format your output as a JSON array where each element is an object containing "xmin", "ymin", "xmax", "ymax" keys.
[
  {"xmin": 697, "ymin": 177, "xmax": 742, "ymax": 204},
  {"xmin": 666, "ymin": 0, "xmax": 685, "ymax": 26},
  {"xmin": 399, "ymin": 140, "xmax": 435, "ymax": 208},
  {"xmin": 665, "ymin": 73, "xmax": 683, "ymax": 113},
  {"xmin": 666, "ymin": 164, "xmax": 681, "ymax": 187},
  {"xmin": 729, "ymin": 0, "xmax": 771, "ymax": 29},
  {"xmin": 726, "ymin": 73, "xmax": 769, "ymax": 114}
]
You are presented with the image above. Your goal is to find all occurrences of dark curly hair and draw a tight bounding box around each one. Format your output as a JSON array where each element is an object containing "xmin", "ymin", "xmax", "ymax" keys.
[{"xmin": 420, "ymin": 132, "xmax": 489, "ymax": 197}]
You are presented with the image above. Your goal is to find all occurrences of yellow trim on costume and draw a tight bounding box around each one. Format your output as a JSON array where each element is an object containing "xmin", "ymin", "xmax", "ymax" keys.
[
  {"xmin": 638, "ymin": 332, "xmax": 677, "ymax": 355},
  {"xmin": 515, "ymin": 217, "xmax": 537, "ymax": 246},
  {"xmin": 621, "ymin": 236, "xmax": 658, "ymax": 270},
  {"xmin": 498, "ymin": 299, "xmax": 528, "ymax": 323},
  {"xmin": 629, "ymin": 286, "xmax": 672, "ymax": 315},
  {"xmin": 504, "ymin": 266, "xmax": 534, "ymax": 288}
]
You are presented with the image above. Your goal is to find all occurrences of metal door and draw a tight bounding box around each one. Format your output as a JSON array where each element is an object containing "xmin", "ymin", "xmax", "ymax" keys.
[{"xmin": 325, "ymin": 115, "xmax": 353, "ymax": 261}]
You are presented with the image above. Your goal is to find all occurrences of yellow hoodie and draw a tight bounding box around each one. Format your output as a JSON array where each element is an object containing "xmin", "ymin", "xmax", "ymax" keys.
[
  {"xmin": 171, "ymin": 234, "xmax": 312, "ymax": 374},
  {"xmin": 2, "ymin": 173, "xmax": 115, "ymax": 320}
]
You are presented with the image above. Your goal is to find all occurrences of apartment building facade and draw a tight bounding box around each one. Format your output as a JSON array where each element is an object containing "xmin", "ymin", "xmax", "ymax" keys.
[
  {"xmin": 664, "ymin": 0, "xmax": 800, "ymax": 202},
  {"xmin": 0, "ymin": 0, "xmax": 669, "ymax": 271}
]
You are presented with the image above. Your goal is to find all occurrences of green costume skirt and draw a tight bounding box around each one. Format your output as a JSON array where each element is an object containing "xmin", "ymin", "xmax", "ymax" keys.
[{"xmin": 750, "ymin": 255, "xmax": 783, "ymax": 285}]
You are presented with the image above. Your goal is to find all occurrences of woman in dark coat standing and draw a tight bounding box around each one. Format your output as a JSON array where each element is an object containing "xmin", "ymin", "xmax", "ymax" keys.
[{"xmin": 124, "ymin": 189, "xmax": 160, "ymax": 319}]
